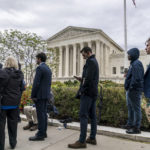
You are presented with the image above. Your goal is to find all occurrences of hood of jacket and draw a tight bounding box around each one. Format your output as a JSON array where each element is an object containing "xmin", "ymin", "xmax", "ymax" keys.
[{"xmin": 127, "ymin": 48, "xmax": 140, "ymax": 62}]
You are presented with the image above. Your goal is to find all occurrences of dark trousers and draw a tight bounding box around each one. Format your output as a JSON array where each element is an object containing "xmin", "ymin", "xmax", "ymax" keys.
[
  {"xmin": 17, "ymin": 108, "xmax": 21, "ymax": 122},
  {"xmin": 126, "ymin": 90, "xmax": 142, "ymax": 129},
  {"xmin": 35, "ymin": 99, "xmax": 47, "ymax": 137},
  {"xmin": 0, "ymin": 109, "xmax": 18, "ymax": 150},
  {"xmin": 79, "ymin": 95, "xmax": 97, "ymax": 143}
]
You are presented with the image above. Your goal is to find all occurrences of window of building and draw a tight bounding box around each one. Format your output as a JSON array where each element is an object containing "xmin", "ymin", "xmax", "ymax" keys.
[
  {"xmin": 112, "ymin": 50, "xmax": 116, "ymax": 54},
  {"xmin": 120, "ymin": 66, "xmax": 124, "ymax": 74},
  {"xmin": 112, "ymin": 67, "xmax": 116, "ymax": 74}
]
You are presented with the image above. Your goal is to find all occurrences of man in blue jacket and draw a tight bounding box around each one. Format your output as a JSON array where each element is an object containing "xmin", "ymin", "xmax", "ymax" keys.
[
  {"xmin": 29, "ymin": 52, "xmax": 52, "ymax": 141},
  {"xmin": 144, "ymin": 38, "xmax": 150, "ymax": 99},
  {"xmin": 125, "ymin": 48, "xmax": 144, "ymax": 134},
  {"xmin": 68, "ymin": 47, "xmax": 99, "ymax": 148}
]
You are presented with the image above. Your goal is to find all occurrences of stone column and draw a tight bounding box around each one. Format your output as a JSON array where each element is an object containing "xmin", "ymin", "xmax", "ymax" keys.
[
  {"xmin": 69, "ymin": 47, "xmax": 73, "ymax": 76},
  {"xmin": 58, "ymin": 46, "xmax": 63, "ymax": 78},
  {"xmin": 73, "ymin": 44, "xmax": 77, "ymax": 76},
  {"xmin": 100, "ymin": 42, "xmax": 103, "ymax": 77},
  {"xmin": 96, "ymin": 40, "xmax": 100, "ymax": 77},
  {"xmin": 103, "ymin": 44, "xmax": 106, "ymax": 76},
  {"xmin": 105, "ymin": 46, "xmax": 110, "ymax": 76},
  {"xmin": 65, "ymin": 45, "xmax": 69, "ymax": 77},
  {"xmin": 80, "ymin": 42, "xmax": 84, "ymax": 76}
]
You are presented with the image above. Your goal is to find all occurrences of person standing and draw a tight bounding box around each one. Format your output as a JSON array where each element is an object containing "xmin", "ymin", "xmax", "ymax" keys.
[
  {"xmin": 23, "ymin": 105, "xmax": 38, "ymax": 131},
  {"xmin": 143, "ymin": 38, "xmax": 150, "ymax": 123},
  {"xmin": 29, "ymin": 52, "xmax": 52, "ymax": 141},
  {"xmin": 68, "ymin": 47, "xmax": 99, "ymax": 149},
  {"xmin": 17, "ymin": 63, "xmax": 26, "ymax": 123},
  {"xmin": 0, "ymin": 57, "xmax": 24, "ymax": 150},
  {"xmin": 124, "ymin": 48, "xmax": 144, "ymax": 134},
  {"xmin": 144, "ymin": 38, "xmax": 150, "ymax": 99}
]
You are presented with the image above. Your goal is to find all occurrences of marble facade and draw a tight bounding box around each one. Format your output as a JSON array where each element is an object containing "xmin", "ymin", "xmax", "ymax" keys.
[{"xmin": 47, "ymin": 26, "xmax": 148, "ymax": 83}]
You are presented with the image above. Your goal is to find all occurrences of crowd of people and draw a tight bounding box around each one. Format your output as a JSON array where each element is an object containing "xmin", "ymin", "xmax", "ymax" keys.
[{"xmin": 0, "ymin": 37, "xmax": 150, "ymax": 149}]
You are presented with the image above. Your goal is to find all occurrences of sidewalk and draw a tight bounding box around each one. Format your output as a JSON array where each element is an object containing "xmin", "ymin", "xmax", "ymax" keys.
[
  {"xmin": 21, "ymin": 115, "xmax": 150, "ymax": 143},
  {"xmin": 4, "ymin": 121, "xmax": 150, "ymax": 150}
]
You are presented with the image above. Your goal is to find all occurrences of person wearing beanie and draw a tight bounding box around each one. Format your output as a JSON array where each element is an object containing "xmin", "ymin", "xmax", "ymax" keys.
[{"xmin": 124, "ymin": 48, "xmax": 144, "ymax": 134}]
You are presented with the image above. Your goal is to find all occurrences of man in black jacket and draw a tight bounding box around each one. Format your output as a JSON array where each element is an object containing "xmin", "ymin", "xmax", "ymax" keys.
[
  {"xmin": 68, "ymin": 47, "xmax": 99, "ymax": 149},
  {"xmin": 124, "ymin": 48, "xmax": 144, "ymax": 134},
  {"xmin": 29, "ymin": 52, "xmax": 52, "ymax": 141}
]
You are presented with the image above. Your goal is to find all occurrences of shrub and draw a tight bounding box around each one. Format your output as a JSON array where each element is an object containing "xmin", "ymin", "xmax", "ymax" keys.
[
  {"xmin": 64, "ymin": 80, "xmax": 80, "ymax": 87},
  {"xmin": 20, "ymin": 81, "xmax": 150, "ymax": 130},
  {"xmin": 20, "ymin": 86, "xmax": 33, "ymax": 109}
]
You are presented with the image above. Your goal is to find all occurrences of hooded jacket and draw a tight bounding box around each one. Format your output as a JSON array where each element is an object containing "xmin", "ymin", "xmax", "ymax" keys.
[
  {"xmin": 1, "ymin": 67, "xmax": 24, "ymax": 106},
  {"xmin": 124, "ymin": 48, "xmax": 144, "ymax": 92}
]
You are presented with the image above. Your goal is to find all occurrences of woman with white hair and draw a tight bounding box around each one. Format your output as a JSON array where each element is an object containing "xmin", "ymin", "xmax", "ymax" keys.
[{"xmin": 0, "ymin": 56, "xmax": 24, "ymax": 150}]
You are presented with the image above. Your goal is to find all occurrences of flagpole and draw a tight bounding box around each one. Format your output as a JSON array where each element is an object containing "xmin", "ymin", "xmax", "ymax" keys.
[{"xmin": 124, "ymin": 0, "xmax": 128, "ymax": 69}]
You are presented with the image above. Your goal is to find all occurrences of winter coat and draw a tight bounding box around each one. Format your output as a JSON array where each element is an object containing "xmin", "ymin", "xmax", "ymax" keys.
[
  {"xmin": 76, "ymin": 55, "xmax": 99, "ymax": 99},
  {"xmin": 1, "ymin": 67, "xmax": 24, "ymax": 106},
  {"xmin": 124, "ymin": 48, "xmax": 144, "ymax": 92}
]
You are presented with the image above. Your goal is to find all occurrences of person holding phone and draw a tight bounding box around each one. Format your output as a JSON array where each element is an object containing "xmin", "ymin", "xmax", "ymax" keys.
[{"xmin": 68, "ymin": 47, "xmax": 99, "ymax": 149}]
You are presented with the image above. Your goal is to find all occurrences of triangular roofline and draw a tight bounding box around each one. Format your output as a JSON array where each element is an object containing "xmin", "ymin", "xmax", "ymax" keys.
[{"xmin": 47, "ymin": 26, "xmax": 124, "ymax": 52}]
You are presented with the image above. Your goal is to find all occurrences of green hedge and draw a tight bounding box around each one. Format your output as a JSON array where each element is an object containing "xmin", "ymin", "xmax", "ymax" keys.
[{"xmin": 21, "ymin": 81, "xmax": 150, "ymax": 130}]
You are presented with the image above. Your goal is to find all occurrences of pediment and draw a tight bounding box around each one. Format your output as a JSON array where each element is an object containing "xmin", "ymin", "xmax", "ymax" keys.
[{"xmin": 47, "ymin": 26, "xmax": 100, "ymax": 42}]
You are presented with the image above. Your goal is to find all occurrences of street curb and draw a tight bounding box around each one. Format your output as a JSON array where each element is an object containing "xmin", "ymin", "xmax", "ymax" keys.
[{"xmin": 21, "ymin": 115, "xmax": 150, "ymax": 143}]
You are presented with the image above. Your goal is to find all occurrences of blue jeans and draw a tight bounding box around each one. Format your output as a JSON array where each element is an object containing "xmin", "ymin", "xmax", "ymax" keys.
[
  {"xmin": 126, "ymin": 90, "xmax": 142, "ymax": 129},
  {"xmin": 79, "ymin": 95, "xmax": 97, "ymax": 143},
  {"xmin": 35, "ymin": 99, "xmax": 47, "ymax": 137}
]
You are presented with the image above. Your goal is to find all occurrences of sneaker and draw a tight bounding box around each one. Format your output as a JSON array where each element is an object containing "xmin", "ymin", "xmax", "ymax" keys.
[
  {"xmin": 68, "ymin": 141, "xmax": 86, "ymax": 149},
  {"xmin": 23, "ymin": 121, "xmax": 33, "ymax": 130},
  {"xmin": 29, "ymin": 135, "xmax": 45, "ymax": 141},
  {"xmin": 126, "ymin": 128, "xmax": 141, "ymax": 134},
  {"xmin": 86, "ymin": 137, "xmax": 97, "ymax": 145},
  {"xmin": 30, "ymin": 124, "xmax": 38, "ymax": 131}
]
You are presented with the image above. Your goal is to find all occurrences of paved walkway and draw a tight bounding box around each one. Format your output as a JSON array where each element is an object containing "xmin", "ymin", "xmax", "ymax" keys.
[
  {"xmin": 21, "ymin": 115, "xmax": 150, "ymax": 143},
  {"xmin": 4, "ymin": 121, "xmax": 150, "ymax": 150}
]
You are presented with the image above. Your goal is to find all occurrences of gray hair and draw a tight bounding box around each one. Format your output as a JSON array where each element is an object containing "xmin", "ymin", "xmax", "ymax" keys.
[{"xmin": 4, "ymin": 56, "xmax": 18, "ymax": 69}]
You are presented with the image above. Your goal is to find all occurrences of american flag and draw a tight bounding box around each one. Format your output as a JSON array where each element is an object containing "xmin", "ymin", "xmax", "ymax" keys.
[{"xmin": 132, "ymin": 0, "xmax": 136, "ymax": 7}]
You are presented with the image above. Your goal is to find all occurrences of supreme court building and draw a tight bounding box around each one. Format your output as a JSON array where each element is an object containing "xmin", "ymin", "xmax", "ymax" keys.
[{"xmin": 47, "ymin": 26, "xmax": 148, "ymax": 83}]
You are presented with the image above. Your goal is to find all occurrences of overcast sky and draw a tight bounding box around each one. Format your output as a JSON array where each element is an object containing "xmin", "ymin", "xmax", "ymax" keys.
[{"xmin": 0, "ymin": 0, "xmax": 149, "ymax": 50}]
